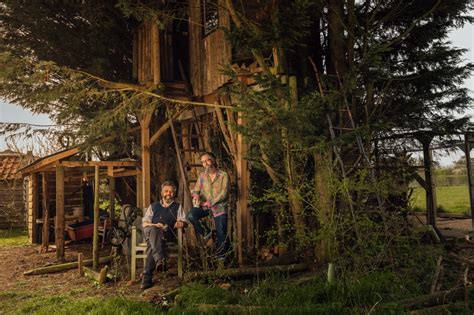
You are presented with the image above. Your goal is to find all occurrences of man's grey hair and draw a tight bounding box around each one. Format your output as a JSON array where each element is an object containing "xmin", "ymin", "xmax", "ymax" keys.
[{"xmin": 161, "ymin": 180, "xmax": 177, "ymax": 192}]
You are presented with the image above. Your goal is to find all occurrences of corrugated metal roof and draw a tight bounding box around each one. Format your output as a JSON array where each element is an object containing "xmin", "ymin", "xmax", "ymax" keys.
[{"xmin": 0, "ymin": 150, "xmax": 34, "ymax": 180}]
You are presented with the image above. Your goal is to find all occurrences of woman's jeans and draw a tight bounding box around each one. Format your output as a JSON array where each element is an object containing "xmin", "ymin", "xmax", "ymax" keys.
[{"xmin": 187, "ymin": 207, "xmax": 229, "ymax": 259}]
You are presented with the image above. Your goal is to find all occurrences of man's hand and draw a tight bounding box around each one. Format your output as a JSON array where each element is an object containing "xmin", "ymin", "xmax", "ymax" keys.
[
  {"xmin": 155, "ymin": 223, "xmax": 167, "ymax": 230},
  {"xmin": 192, "ymin": 197, "xmax": 200, "ymax": 207},
  {"xmin": 174, "ymin": 221, "xmax": 185, "ymax": 229}
]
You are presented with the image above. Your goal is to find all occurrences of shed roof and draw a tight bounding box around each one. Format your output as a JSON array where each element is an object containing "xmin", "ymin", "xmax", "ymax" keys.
[{"xmin": 0, "ymin": 150, "xmax": 34, "ymax": 180}]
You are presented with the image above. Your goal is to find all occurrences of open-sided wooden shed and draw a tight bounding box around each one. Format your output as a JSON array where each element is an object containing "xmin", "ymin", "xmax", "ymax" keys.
[{"xmin": 21, "ymin": 147, "xmax": 140, "ymax": 261}]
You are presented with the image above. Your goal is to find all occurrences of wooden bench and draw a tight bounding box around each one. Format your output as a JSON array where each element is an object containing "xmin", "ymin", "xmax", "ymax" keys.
[{"xmin": 130, "ymin": 226, "xmax": 183, "ymax": 281}]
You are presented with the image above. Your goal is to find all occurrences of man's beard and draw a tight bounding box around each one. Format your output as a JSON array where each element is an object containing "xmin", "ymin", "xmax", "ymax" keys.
[{"xmin": 163, "ymin": 196, "xmax": 173, "ymax": 204}]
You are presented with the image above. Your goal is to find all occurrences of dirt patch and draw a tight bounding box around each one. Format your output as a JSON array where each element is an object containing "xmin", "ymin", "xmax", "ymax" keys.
[
  {"xmin": 410, "ymin": 213, "xmax": 474, "ymax": 239},
  {"xmin": 0, "ymin": 242, "xmax": 180, "ymax": 301}
]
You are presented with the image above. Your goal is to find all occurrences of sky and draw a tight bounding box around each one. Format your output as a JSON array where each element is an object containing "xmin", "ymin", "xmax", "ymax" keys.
[{"xmin": 0, "ymin": 17, "xmax": 472, "ymax": 165}]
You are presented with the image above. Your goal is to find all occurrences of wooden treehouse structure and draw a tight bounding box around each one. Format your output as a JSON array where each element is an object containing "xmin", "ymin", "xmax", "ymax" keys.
[{"xmin": 132, "ymin": 0, "xmax": 254, "ymax": 264}]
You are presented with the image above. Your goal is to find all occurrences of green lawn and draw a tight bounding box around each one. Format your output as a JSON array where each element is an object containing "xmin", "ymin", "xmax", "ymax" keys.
[
  {"xmin": 0, "ymin": 228, "xmax": 29, "ymax": 246},
  {"xmin": 411, "ymin": 185, "xmax": 471, "ymax": 214}
]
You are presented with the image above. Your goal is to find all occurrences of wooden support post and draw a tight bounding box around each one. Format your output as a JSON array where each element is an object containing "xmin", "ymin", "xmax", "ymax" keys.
[
  {"xmin": 107, "ymin": 166, "xmax": 115, "ymax": 223},
  {"xmin": 55, "ymin": 166, "xmax": 65, "ymax": 261},
  {"xmin": 78, "ymin": 253, "xmax": 84, "ymax": 276},
  {"xmin": 136, "ymin": 170, "xmax": 143, "ymax": 211},
  {"xmin": 465, "ymin": 134, "xmax": 474, "ymax": 229},
  {"xmin": 140, "ymin": 113, "xmax": 152, "ymax": 209},
  {"xmin": 420, "ymin": 136, "xmax": 437, "ymax": 227},
  {"xmin": 151, "ymin": 17, "xmax": 161, "ymax": 87},
  {"xmin": 92, "ymin": 165, "xmax": 100, "ymax": 271},
  {"xmin": 28, "ymin": 174, "xmax": 39, "ymax": 243},
  {"xmin": 236, "ymin": 114, "xmax": 251, "ymax": 265},
  {"xmin": 41, "ymin": 172, "xmax": 50, "ymax": 251}
]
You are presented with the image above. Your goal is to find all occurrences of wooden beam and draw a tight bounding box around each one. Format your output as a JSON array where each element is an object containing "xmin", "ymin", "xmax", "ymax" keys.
[
  {"xmin": 108, "ymin": 166, "xmax": 115, "ymax": 223},
  {"xmin": 236, "ymin": 113, "xmax": 251, "ymax": 265},
  {"xmin": 41, "ymin": 172, "xmax": 50, "ymax": 251},
  {"xmin": 28, "ymin": 174, "xmax": 39, "ymax": 243},
  {"xmin": 140, "ymin": 113, "xmax": 152, "ymax": 208},
  {"xmin": 136, "ymin": 170, "xmax": 143, "ymax": 210},
  {"xmin": 93, "ymin": 165, "xmax": 100, "ymax": 271},
  {"xmin": 465, "ymin": 134, "xmax": 474, "ymax": 229},
  {"xmin": 56, "ymin": 160, "xmax": 140, "ymax": 167},
  {"xmin": 150, "ymin": 109, "xmax": 187, "ymax": 145},
  {"xmin": 21, "ymin": 147, "xmax": 80, "ymax": 175},
  {"xmin": 23, "ymin": 256, "xmax": 112, "ymax": 276},
  {"xmin": 55, "ymin": 166, "xmax": 65, "ymax": 261},
  {"xmin": 151, "ymin": 17, "xmax": 161, "ymax": 86},
  {"xmin": 413, "ymin": 172, "xmax": 428, "ymax": 191},
  {"xmin": 420, "ymin": 136, "xmax": 437, "ymax": 227},
  {"xmin": 112, "ymin": 169, "xmax": 141, "ymax": 178}
]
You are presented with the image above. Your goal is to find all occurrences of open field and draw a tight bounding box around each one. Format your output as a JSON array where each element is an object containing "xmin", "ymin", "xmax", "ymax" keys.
[{"xmin": 411, "ymin": 186, "xmax": 471, "ymax": 214}]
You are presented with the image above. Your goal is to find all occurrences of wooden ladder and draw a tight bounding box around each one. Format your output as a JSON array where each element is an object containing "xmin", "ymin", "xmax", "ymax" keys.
[{"xmin": 169, "ymin": 108, "xmax": 214, "ymax": 269}]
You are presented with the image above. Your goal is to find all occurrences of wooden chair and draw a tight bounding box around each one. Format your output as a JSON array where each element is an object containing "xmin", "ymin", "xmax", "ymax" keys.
[
  {"xmin": 130, "ymin": 226, "xmax": 183, "ymax": 281},
  {"xmin": 97, "ymin": 219, "xmax": 110, "ymax": 249}
]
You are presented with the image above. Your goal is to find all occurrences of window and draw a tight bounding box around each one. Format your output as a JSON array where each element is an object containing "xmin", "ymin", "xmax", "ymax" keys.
[{"xmin": 202, "ymin": 0, "xmax": 219, "ymax": 36}]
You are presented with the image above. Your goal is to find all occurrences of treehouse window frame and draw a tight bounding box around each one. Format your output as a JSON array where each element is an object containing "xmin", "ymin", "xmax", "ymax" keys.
[{"xmin": 202, "ymin": 0, "xmax": 219, "ymax": 37}]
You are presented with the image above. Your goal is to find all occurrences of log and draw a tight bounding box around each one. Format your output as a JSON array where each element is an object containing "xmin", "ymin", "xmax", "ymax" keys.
[
  {"xmin": 409, "ymin": 301, "xmax": 472, "ymax": 314},
  {"xmin": 195, "ymin": 304, "xmax": 264, "ymax": 313},
  {"xmin": 184, "ymin": 263, "xmax": 310, "ymax": 282},
  {"xmin": 399, "ymin": 286, "xmax": 472, "ymax": 310},
  {"xmin": 24, "ymin": 256, "xmax": 111, "ymax": 276}
]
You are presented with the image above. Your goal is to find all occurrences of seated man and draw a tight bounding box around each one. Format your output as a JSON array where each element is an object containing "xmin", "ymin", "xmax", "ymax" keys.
[
  {"xmin": 141, "ymin": 181, "xmax": 185, "ymax": 290},
  {"xmin": 187, "ymin": 152, "xmax": 230, "ymax": 262}
]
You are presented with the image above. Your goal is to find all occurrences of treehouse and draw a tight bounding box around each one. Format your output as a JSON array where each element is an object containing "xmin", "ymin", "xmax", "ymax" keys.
[{"xmin": 132, "ymin": 0, "xmax": 257, "ymax": 263}]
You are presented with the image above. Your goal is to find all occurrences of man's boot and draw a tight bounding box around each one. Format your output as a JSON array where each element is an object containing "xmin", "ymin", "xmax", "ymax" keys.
[{"xmin": 140, "ymin": 274, "xmax": 153, "ymax": 290}]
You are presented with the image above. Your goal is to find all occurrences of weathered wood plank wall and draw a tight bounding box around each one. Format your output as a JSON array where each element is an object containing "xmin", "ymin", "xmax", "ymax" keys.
[{"xmin": 189, "ymin": 0, "xmax": 232, "ymax": 96}]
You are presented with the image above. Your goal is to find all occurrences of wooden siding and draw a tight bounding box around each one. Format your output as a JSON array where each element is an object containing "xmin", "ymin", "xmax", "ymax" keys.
[
  {"xmin": 27, "ymin": 169, "xmax": 84, "ymax": 243},
  {"xmin": 189, "ymin": 0, "xmax": 232, "ymax": 96},
  {"xmin": 136, "ymin": 20, "xmax": 160, "ymax": 86}
]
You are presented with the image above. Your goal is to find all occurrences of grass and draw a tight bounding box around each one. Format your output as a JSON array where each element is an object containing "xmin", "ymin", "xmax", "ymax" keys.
[
  {"xmin": 0, "ymin": 289, "xmax": 160, "ymax": 315},
  {"xmin": 0, "ymin": 228, "xmax": 29, "ymax": 246},
  {"xmin": 169, "ymin": 272, "xmax": 473, "ymax": 314},
  {"xmin": 411, "ymin": 185, "xmax": 470, "ymax": 214}
]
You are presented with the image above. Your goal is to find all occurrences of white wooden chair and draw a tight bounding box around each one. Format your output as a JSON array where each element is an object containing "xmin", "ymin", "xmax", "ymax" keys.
[{"xmin": 130, "ymin": 226, "xmax": 183, "ymax": 281}]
